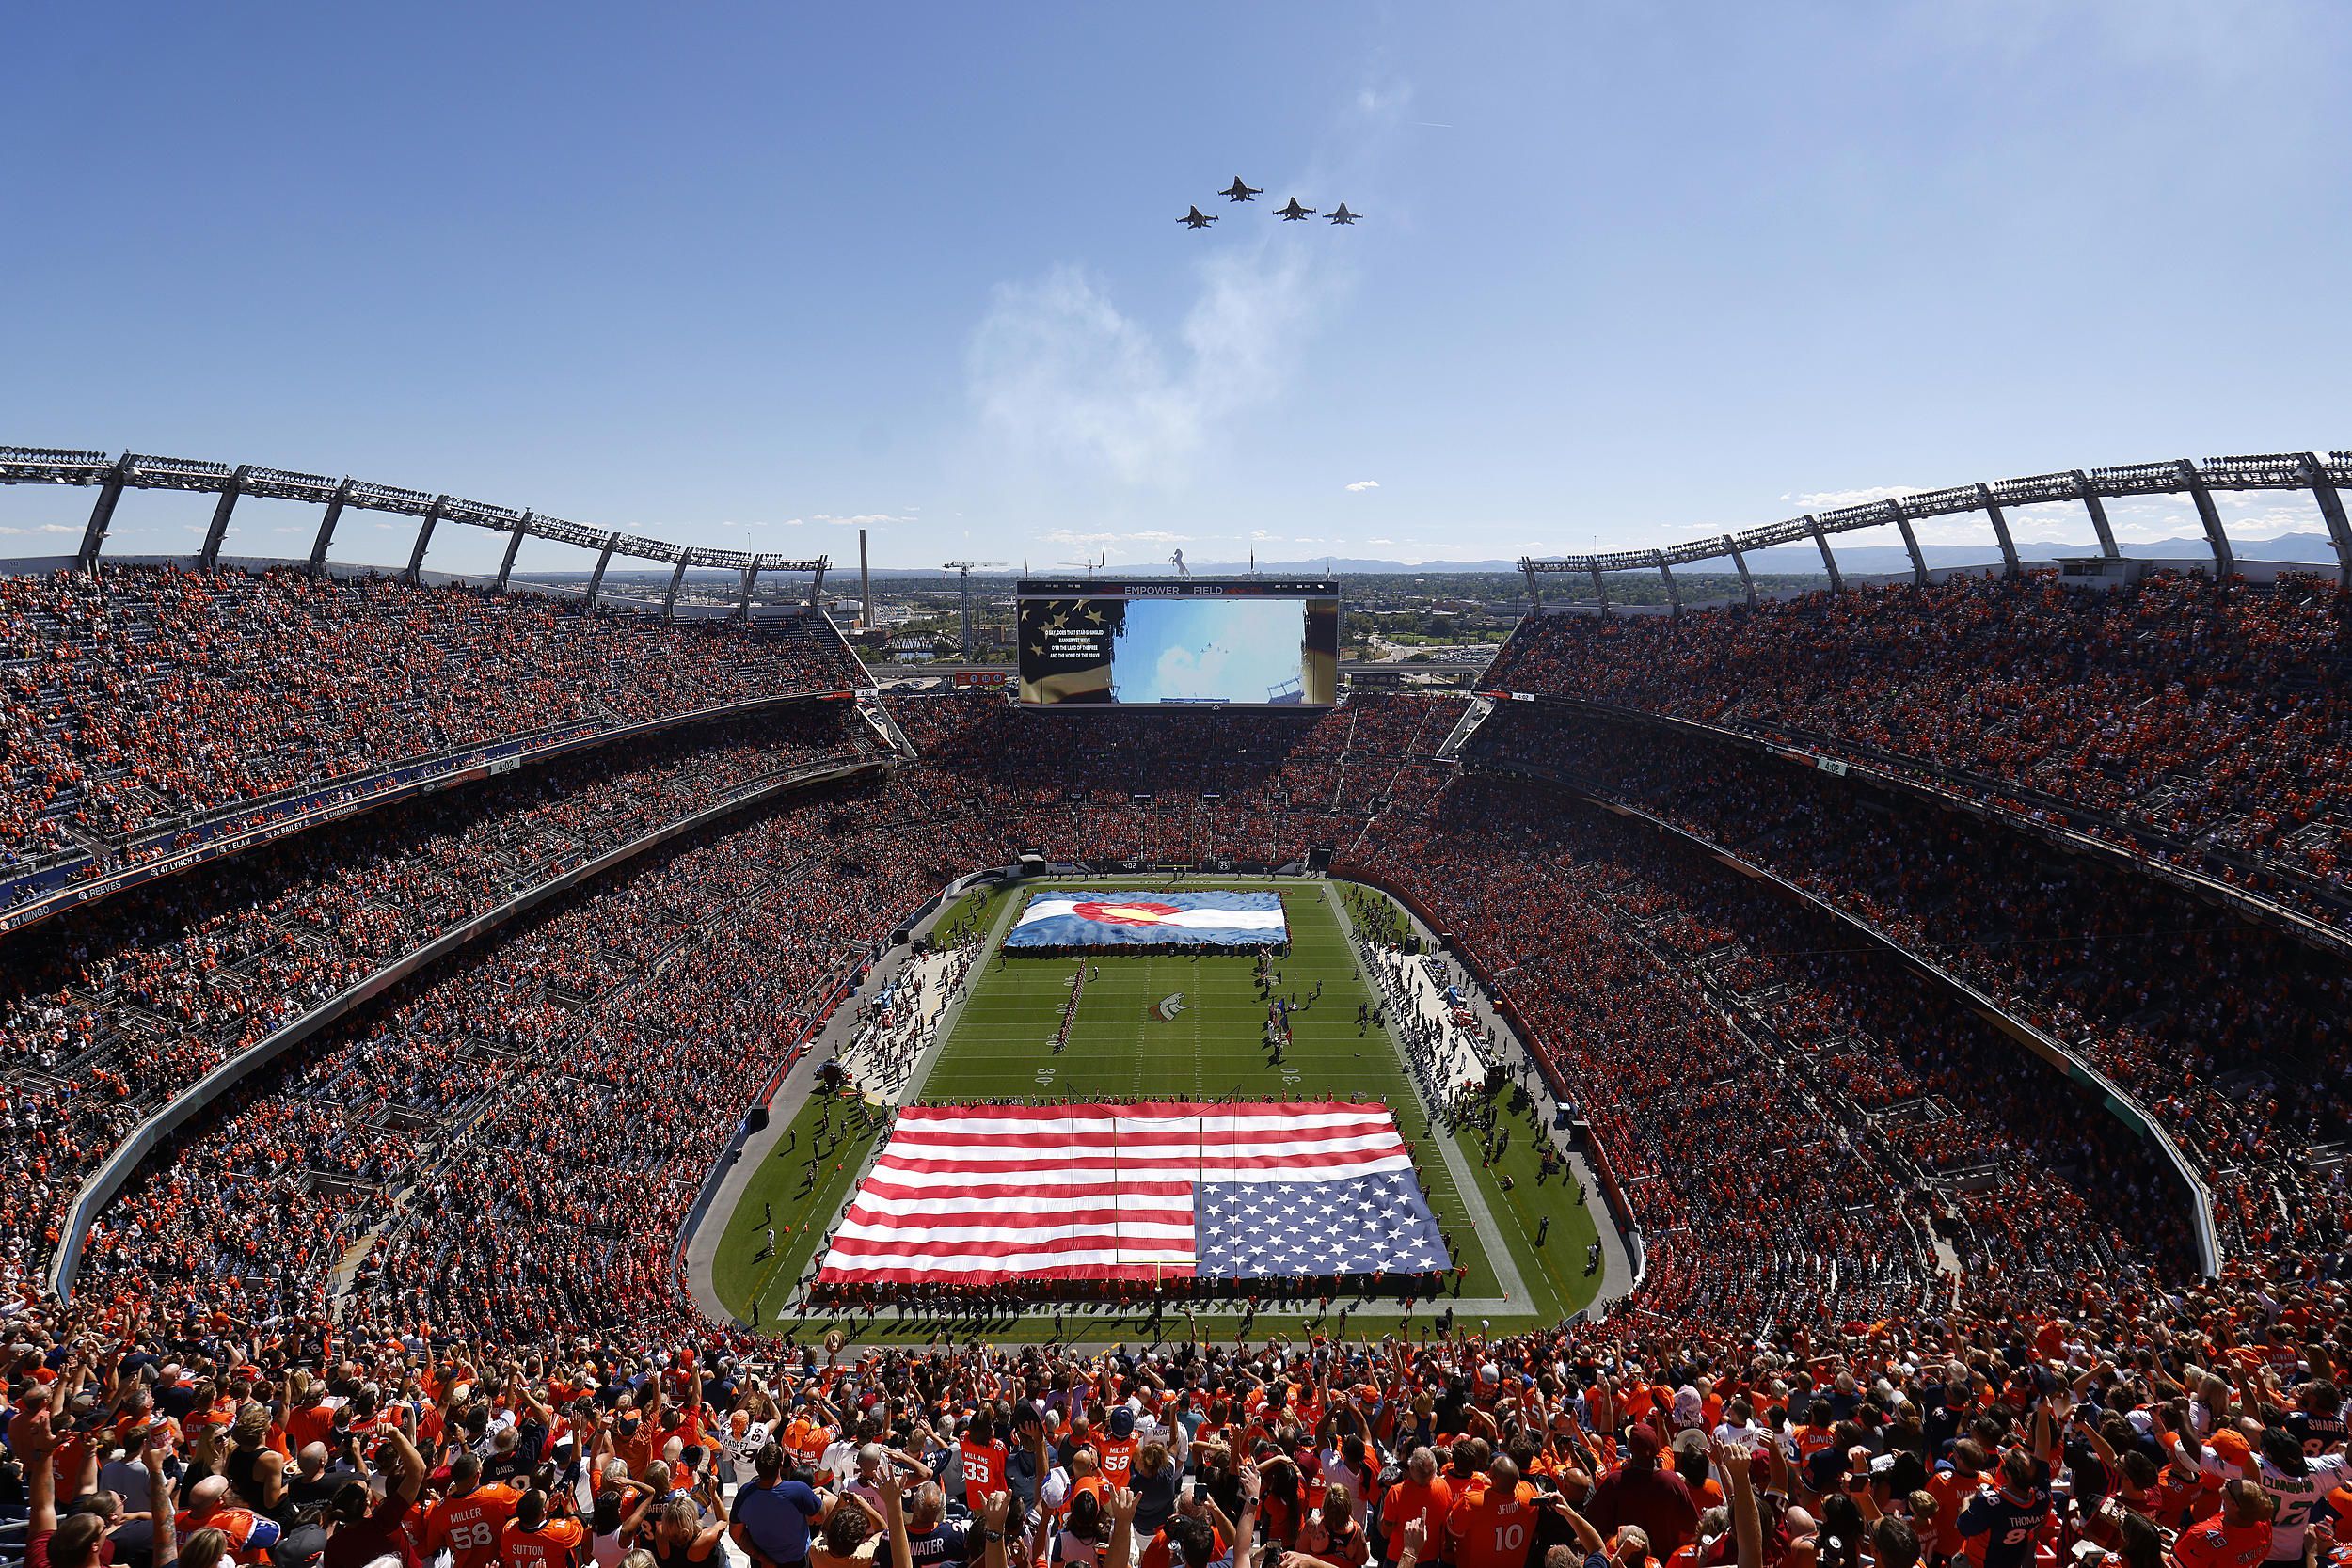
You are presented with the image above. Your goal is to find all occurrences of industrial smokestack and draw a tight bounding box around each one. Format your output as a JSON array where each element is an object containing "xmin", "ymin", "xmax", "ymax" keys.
[{"xmin": 860, "ymin": 529, "xmax": 872, "ymax": 631}]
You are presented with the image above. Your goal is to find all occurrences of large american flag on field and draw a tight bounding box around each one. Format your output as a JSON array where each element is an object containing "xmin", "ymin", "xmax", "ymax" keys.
[{"xmin": 816, "ymin": 1101, "xmax": 1451, "ymax": 1285}]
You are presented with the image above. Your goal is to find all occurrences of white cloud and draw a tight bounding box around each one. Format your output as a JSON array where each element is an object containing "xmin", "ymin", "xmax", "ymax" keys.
[
  {"xmin": 967, "ymin": 245, "xmax": 1335, "ymax": 486},
  {"xmin": 1367, "ymin": 537, "xmax": 1393, "ymax": 545},
  {"xmin": 1250, "ymin": 530, "xmax": 1281, "ymax": 542},
  {"xmin": 1345, "ymin": 480, "xmax": 1380, "ymax": 492},
  {"xmin": 1779, "ymin": 484, "xmax": 1918, "ymax": 509}
]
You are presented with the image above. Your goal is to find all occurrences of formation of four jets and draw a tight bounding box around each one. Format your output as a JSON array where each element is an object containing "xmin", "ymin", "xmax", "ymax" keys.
[{"xmin": 1180, "ymin": 177, "xmax": 1359, "ymax": 229}]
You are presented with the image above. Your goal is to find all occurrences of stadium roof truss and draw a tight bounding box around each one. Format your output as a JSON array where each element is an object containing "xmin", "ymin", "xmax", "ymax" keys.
[
  {"xmin": 1518, "ymin": 450, "xmax": 2352, "ymax": 611},
  {"xmin": 0, "ymin": 445, "xmax": 829, "ymax": 619}
]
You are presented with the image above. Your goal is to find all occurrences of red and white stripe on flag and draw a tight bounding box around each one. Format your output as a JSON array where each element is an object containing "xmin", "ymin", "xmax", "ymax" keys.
[{"xmin": 815, "ymin": 1100, "xmax": 1413, "ymax": 1285}]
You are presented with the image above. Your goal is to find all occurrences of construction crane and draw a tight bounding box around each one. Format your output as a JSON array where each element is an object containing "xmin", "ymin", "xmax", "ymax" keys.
[{"xmin": 942, "ymin": 561, "xmax": 1005, "ymax": 661}]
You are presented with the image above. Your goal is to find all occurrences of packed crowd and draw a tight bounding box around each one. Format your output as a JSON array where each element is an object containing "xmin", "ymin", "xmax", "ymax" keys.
[
  {"xmin": 887, "ymin": 695, "xmax": 1457, "ymax": 872},
  {"xmin": 1462, "ymin": 702, "xmax": 2352, "ymax": 1272},
  {"xmin": 0, "ymin": 703, "xmax": 881, "ymax": 1294},
  {"xmin": 1343, "ymin": 777, "xmax": 2201, "ymax": 1338},
  {"xmin": 13, "ymin": 1250, "xmax": 2352, "ymax": 1568},
  {"xmin": 1482, "ymin": 570, "xmax": 2352, "ymax": 919},
  {"xmin": 7, "ymin": 648, "xmax": 2352, "ymax": 1568},
  {"xmin": 59, "ymin": 689, "xmax": 1454, "ymax": 1340},
  {"xmin": 0, "ymin": 564, "xmax": 866, "ymax": 863},
  {"xmin": 0, "ymin": 680, "xmax": 2300, "ymax": 1352}
]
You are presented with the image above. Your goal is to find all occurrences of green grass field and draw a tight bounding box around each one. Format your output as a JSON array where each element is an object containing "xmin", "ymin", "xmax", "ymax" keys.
[{"xmin": 711, "ymin": 879, "xmax": 1601, "ymax": 1342}]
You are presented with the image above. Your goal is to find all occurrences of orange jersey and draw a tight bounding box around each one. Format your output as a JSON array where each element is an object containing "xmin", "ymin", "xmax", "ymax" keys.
[
  {"xmin": 1925, "ymin": 1472, "xmax": 1978, "ymax": 1560},
  {"xmin": 1791, "ymin": 1425, "xmax": 1836, "ymax": 1468},
  {"xmin": 425, "ymin": 1483, "xmax": 524, "ymax": 1568},
  {"xmin": 501, "ymin": 1517, "xmax": 587, "ymax": 1568},
  {"xmin": 1096, "ymin": 1437, "xmax": 1138, "ymax": 1490},
  {"xmin": 1381, "ymin": 1477, "xmax": 1454, "ymax": 1559},
  {"xmin": 52, "ymin": 1432, "xmax": 93, "ymax": 1497},
  {"xmin": 616, "ymin": 1420, "xmax": 657, "ymax": 1479},
  {"xmin": 286, "ymin": 1402, "xmax": 338, "ymax": 1455},
  {"xmin": 784, "ymin": 1417, "xmax": 832, "ymax": 1474},
  {"xmin": 1448, "ymin": 1480, "xmax": 1538, "ymax": 1568},
  {"xmin": 960, "ymin": 1436, "xmax": 1008, "ymax": 1508},
  {"xmin": 2172, "ymin": 1514, "xmax": 2271, "ymax": 1568}
]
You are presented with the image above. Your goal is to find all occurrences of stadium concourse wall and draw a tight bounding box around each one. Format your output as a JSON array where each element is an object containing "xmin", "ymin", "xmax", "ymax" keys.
[
  {"xmin": 0, "ymin": 553, "xmax": 883, "ymax": 937},
  {"xmin": 1459, "ymin": 755, "xmax": 2223, "ymax": 1279},
  {"xmin": 46, "ymin": 750, "xmax": 897, "ymax": 1304}
]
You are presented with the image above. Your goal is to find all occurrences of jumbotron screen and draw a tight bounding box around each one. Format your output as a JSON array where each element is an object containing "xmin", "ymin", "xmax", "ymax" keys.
[{"xmin": 1016, "ymin": 579, "xmax": 1341, "ymax": 708}]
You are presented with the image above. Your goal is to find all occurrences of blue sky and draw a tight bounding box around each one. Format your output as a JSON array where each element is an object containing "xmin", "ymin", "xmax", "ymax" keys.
[
  {"xmin": 1114, "ymin": 599, "xmax": 1309, "ymax": 704},
  {"xmin": 6, "ymin": 3, "xmax": 2351, "ymax": 576}
]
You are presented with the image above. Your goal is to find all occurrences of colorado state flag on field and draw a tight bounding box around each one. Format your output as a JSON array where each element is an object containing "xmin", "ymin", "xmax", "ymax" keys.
[
  {"xmin": 815, "ymin": 1101, "xmax": 1450, "ymax": 1285},
  {"xmin": 1005, "ymin": 889, "xmax": 1288, "ymax": 949}
]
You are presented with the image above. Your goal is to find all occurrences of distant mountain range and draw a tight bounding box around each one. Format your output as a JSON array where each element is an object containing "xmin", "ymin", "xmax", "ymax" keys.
[
  {"xmin": 853, "ymin": 559, "xmax": 1534, "ymax": 578},
  {"xmin": 1160, "ymin": 531, "xmax": 2343, "ymax": 578},
  {"xmin": 954, "ymin": 533, "xmax": 2343, "ymax": 578},
  {"xmin": 543, "ymin": 532, "xmax": 2342, "ymax": 583},
  {"xmin": 1730, "ymin": 531, "xmax": 2343, "ymax": 574}
]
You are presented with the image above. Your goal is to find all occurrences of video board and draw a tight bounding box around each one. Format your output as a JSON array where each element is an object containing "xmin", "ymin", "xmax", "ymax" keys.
[{"xmin": 1016, "ymin": 579, "xmax": 1341, "ymax": 708}]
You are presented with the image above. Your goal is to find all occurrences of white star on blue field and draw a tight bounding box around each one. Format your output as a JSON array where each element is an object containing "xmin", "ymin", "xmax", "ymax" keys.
[{"xmin": 1196, "ymin": 1171, "xmax": 1446, "ymax": 1279}]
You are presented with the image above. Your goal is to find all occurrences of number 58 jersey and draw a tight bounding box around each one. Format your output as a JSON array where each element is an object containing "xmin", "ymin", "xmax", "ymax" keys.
[{"xmin": 424, "ymin": 1483, "xmax": 524, "ymax": 1568}]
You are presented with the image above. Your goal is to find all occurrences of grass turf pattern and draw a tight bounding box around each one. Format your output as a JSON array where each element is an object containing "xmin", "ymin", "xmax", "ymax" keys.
[{"xmin": 712, "ymin": 879, "xmax": 1603, "ymax": 1342}]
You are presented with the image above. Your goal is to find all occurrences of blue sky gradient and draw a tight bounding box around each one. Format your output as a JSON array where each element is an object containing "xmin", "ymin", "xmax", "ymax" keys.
[
  {"xmin": 1113, "ymin": 598, "xmax": 1310, "ymax": 705},
  {"xmin": 5, "ymin": 3, "xmax": 2350, "ymax": 574}
]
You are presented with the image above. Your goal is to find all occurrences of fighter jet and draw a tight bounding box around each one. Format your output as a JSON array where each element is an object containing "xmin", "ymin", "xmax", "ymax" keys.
[
  {"xmin": 1274, "ymin": 198, "xmax": 1314, "ymax": 220},
  {"xmin": 1327, "ymin": 203, "xmax": 1360, "ymax": 225},
  {"xmin": 1178, "ymin": 205, "xmax": 1218, "ymax": 229},
  {"xmin": 1220, "ymin": 177, "xmax": 1263, "ymax": 202}
]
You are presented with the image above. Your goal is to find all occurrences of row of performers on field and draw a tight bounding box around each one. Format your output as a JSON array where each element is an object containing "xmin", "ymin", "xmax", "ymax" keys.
[{"xmin": 801, "ymin": 1264, "xmax": 1470, "ymax": 1309}]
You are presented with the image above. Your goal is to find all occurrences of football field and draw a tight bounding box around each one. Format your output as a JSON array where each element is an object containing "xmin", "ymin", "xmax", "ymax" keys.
[{"xmin": 711, "ymin": 878, "xmax": 1602, "ymax": 1341}]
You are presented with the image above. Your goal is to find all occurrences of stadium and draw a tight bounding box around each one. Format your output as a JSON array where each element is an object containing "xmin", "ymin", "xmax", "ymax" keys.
[
  {"xmin": 14, "ymin": 14, "xmax": 2352, "ymax": 1568},
  {"xmin": 3, "ymin": 442, "xmax": 2348, "ymax": 1356}
]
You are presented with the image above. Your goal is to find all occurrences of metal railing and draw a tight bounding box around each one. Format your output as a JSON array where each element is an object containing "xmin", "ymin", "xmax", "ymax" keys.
[
  {"xmin": 1519, "ymin": 449, "xmax": 2352, "ymax": 607},
  {"xmin": 0, "ymin": 444, "xmax": 830, "ymax": 602}
]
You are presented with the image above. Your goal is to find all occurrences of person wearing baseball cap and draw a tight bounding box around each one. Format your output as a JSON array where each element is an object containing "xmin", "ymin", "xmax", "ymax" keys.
[{"xmin": 1098, "ymin": 1407, "xmax": 1139, "ymax": 1492}]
